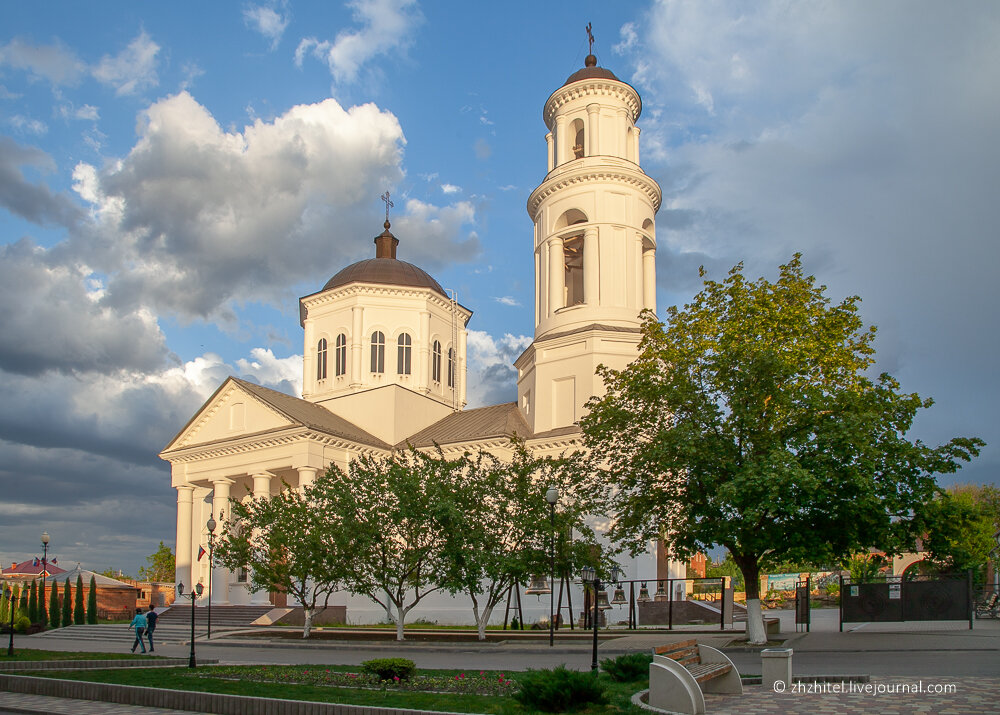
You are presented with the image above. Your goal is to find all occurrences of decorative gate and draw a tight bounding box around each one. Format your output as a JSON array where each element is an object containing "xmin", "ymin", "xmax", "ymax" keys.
[
  {"xmin": 840, "ymin": 571, "xmax": 973, "ymax": 631},
  {"xmin": 794, "ymin": 576, "xmax": 811, "ymax": 632}
]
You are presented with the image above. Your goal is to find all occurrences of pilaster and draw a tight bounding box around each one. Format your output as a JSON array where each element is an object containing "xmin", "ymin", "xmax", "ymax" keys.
[{"xmin": 174, "ymin": 486, "xmax": 194, "ymax": 589}]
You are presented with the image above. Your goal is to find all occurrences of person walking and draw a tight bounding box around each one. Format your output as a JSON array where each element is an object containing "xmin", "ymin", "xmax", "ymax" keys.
[
  {"xmin": 145, "ymin": 606, "xmax": 158, "ymax": 652},
  {"xmin": 128, "ymin": 609, "xmax": 147, "ymax": 654}
]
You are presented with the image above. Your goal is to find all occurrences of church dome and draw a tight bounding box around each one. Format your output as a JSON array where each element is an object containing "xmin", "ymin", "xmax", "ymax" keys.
[
  {"xmin": 321, "ymin": 220, "xmax": 447, "ymax": 298},
  {"xmin": 563, "ymin": 54, "xmax": 621, "ymax": 86}
]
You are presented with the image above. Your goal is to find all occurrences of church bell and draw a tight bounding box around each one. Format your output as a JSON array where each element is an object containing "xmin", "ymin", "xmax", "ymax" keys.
[
  {"xmin": 595, "ymin": 589, "xmax": 612, "ymax": 610},
  {"xmin": 637, "ymin": 582, "xmax": 651, "ymax": 602},
  {"xmin": 524, "ymin": 575, "xmax": 551, "ymax": 596},
  {"xmin": 610, "ymin": 585, "xmax": 627, "ymax": 606}
]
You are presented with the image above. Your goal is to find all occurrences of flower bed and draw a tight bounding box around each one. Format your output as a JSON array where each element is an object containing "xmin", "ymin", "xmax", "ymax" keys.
[{"xmin": 203, "ymin": 665, "xmax": 517, "ymax": 697}]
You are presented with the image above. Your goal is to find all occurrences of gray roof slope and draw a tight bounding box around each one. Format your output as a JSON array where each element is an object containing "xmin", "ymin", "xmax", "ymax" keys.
[
  {"xmin": 233, "ymin": 378, "xmax": 389, "ymax": 449},
  {"xmin": 401, "ymin": 402, "xmax": 532, "ymax": 448}
]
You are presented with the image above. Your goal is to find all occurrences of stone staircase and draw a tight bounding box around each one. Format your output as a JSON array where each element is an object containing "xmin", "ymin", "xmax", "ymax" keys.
[{"xmin": 32, "ymin": 605, "xmax": 274, "ymax": 644}]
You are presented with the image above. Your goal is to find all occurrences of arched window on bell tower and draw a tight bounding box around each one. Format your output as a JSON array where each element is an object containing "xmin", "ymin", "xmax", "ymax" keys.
[
  {"xmin": 570, "ymin": 118, "xmax": 585, "ymax": 159},
  {"xmin": 335, "ymin": 333, "xmax": 347, "ymax": 377},
  {"xmin": 447, "ymin": 347, "xmax": 455, "ymax": 388},
  {"xmin": 370, "ymin": 331, "xmax": 385, "ymax": 373},
  {"xmin": 432, "ymin": 340, "xmax": 442, "ymax": 383},
  {"xmin": 397, "ymin": 333, "xmax": 412, "ymax": 375},
  {"xmin": 316, "ymin": 338, "xmax": 328, "ymax": 380}
]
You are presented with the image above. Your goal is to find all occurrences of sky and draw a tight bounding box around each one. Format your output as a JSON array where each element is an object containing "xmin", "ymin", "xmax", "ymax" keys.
[{"xmin": 1, "ymin": 1, "xmax": 998, "ymax": 575}]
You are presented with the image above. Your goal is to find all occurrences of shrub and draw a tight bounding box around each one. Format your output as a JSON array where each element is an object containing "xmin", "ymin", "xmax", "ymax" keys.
[
  {"xmin": 600, "ymin": 652, "xmax": 653, "ymax": 682},
  {"xmin": 510, "ymin": 616, "xmax": 520, "ymax": 630},
  {"xmin": 13, "ymin": 615, "xmax": 30, "ymax": 632},
  {"xmin": 360, "ymin": 658, "xmax": 416, "ymax": 681},
  {"xmin": 513, "ymin": 666, "xmax": 607, "ymax": 712}
]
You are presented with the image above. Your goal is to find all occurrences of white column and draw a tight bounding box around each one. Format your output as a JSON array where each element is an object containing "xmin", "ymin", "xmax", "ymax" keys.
[
  {"xmin": 643, "ymin": 245, "xmax": 657, "ymax": 313},
  {"xmin": 545, "ymin": 132, "xmax": 554, "ymax": 172},
  {"xmin": 616, "ymin": 108, "xmax": 628, "ymax": 158},
  {"xmin": 297, "ymin": 467, "xmax": 318, "ymax": 490},
  {"xmin": 583, "ymin": 227, "xmax": 599, "ymax": 306},
  {"xmin": 248, "ymin": 472, "xmax": 273, "ymax": 605},
  {"xmin": 350, "ymin": 306, "xmax": 363, "ymax": 387},
  {"xmin": 459, "ymin": 327, "xmax": 468, "ymax": 408},
  {"xmin": 634, "ymin": 232, "xmax": 644, "ymax": 309},
  {"xmin": 548, "ymin": 237, "xmax": 565, "ymax": 315},
  {"xmin": 633, "ymin": 126, "xmax": 641, "ymax": 165},
  {"xmin": 534, "ymin": 249, "xmax": 541, "ymax": 326},
  {"xmin": 417, "ymin": 310, "xmax": 430, "ymax": 393},
  {"xmin": 586, "ymin": 104, "xmax": 600, "ymax": 157},
  {"xmin": 555, "ymin": 115, "xmax": 567, "ymax": 166},
  {"xmin": 210, "ymin": 477, "xmax": 234, "ymax": 605},
  {"xmin": 302, "ymin": 319, "xmax": 314, "ymax": 398},
  {"xmin": 175, "ymin": 486, "xmax": 194, "ymax": 588},
  {"xmin": 540, "ymin": 240, "xmax": 549, "ymax": 320}
]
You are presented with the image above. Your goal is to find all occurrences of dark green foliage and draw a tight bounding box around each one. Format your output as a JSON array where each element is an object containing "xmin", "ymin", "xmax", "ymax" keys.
[
  {"xmin": 61, "ymin": 578, "xmax": 72, "ymax": 627},
  {"xmin": 513, "ymin": 666, "xmax": 608, "ymax": 711},
  {"xmin": 48, "ymin": 582, "xmax": 59, "ymax": 629},
  {"xmin": 360, "ymin": 658, "xmax": 416, "ymax": 681},
  {"xmin": 87, "ymin": 576, "xmax": 97, "ymax": 624},
  {"xmin": 27, "ymin": 582, "xmax": 37, "ymax": 624},
  {"xmin": 510, "ymin": 616, "xmax": 520, "ymax": 630},
  {"xmin": 600, "ymin": 652, "xmax": 653, "ymax": 682},
  {"xmin": 13, "ymin": 615, "xmax": 30, "ymax": 632},
  {"xmin": 18, "ymin": 585, "xmax": 28, "ymax": 613},
  {"xmin": 74, "ymin": 574, "xmax": 85, "ymax": 625}
]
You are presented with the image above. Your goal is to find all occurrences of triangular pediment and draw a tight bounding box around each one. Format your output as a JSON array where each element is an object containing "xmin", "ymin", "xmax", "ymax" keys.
[{"xmin": 163, "ymin": 377, "xmax": 296, "ymax": 452}]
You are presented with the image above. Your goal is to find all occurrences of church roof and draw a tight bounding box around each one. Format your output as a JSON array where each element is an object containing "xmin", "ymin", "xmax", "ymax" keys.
[
  {"xmin": 563, "ymin": 54, "xmax": 621, "ymax": 86},
  {"xmin": 323, "ymin": 257, "xmax": 447, "ymax": 297},
  {"xmin": 232, "ymin": 378, "xmax": 390, "ymax": 449},
  {"xmin": 402, "ymin": 402, "xmax": 532, "ymax": 448}
]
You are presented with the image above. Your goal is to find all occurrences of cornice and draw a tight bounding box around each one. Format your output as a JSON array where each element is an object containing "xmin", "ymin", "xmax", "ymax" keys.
[
  {"xmin": 527, "ymin": 167, "xmax": 662, "ymax": 218},
  {"xmin": 162, "ymin": 427, "xmax": 389, "ymax": 464},
  {"xmin": 544, "ymin": 81, "xmax": 641, "ymax": 127},
  {"xmin": 300, "ymin": 283, "xmax": 472, "ymax": 324}
]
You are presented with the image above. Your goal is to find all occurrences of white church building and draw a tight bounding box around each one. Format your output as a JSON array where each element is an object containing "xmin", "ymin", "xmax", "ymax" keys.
[{"xmin": 160, "ymin": 52, "xmax": 684, "ymax": 623}]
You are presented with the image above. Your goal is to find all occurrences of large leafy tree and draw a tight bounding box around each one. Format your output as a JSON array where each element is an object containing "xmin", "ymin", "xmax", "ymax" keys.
[
  {"xmin": 579, "ymin": 256, "xmax": 983, "ymax": 643},
  {"xmin": 436, "ymin": 442, "xmax": 601, "ymax": 640},
  {"xmin": 917, "ymin": 490, "xmax": 994, "ymax": 576},
  {"xmin": 138, "ymin": 542, "xmax": 176, "ymax": 582},
  {"xmin": 214, "ymin": 480, "xmax": 351, "ymax": 638},
  {"xmin": 316, "ymin": 448, "xmax": 458, "ymax": 641}
]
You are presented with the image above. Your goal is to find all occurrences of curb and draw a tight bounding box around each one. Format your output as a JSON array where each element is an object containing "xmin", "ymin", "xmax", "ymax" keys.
[{"xmin": 0, "ymin": 658, "xmax": 218, "ymax": 672}]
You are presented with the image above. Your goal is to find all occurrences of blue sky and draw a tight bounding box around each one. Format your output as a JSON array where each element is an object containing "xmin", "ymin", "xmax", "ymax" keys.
[{"xmin": 2, "ymin": 1, "xmax": 998, "ymax": 574}]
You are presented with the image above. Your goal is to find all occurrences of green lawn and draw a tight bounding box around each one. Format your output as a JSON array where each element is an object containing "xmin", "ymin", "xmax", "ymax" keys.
[{"xmin": 32, "ymin": 664, "xmax": 647, "ymax": 714}]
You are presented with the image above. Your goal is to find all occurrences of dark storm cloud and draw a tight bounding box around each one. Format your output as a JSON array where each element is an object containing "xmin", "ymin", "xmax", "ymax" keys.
[{"xmin": 0, "ymin": 137, "xmax": 83, "ymax": 227}]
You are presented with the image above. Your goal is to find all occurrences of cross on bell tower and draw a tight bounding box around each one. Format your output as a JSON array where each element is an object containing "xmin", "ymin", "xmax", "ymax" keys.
[{"xmin": 381, "ymin": 191, "xmax": 394, "ymax": 227}]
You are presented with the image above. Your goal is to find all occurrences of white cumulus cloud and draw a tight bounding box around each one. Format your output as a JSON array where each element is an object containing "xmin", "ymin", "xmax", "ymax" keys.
[{"xmin": 93, "ymin": 30, "xmax": 160, "ymax": 95}]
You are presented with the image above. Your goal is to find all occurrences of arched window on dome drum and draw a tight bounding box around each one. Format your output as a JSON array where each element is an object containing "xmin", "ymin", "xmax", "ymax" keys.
[
  {"xmin": 397, "ymin": 333, "xmax": 412, "ymax": 375},
  {"xmin": 432, "ymin": 340, "xmax": 442, "ymax": 382},
  {"xmin": 370, "ymin": 331, "xmax": 385, "ymax": 373},
  {"xmin": 335, "ymin": 333, "xmax": 347, "ymax": 377},
  {"xmin": 572, "ymin": 118, "xmax": 585, "ymax": 159},
  {"xmin": 316, "ymin": 338, "xmax": 328, "ymax": 380},
  {"xmin": 447, "ymin": 347, "xmax": 455, "ymax": 388}
]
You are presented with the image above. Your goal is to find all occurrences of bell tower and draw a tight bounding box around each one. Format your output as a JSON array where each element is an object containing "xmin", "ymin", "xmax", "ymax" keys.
[{"xmin": 515, "ymin": 50, "xmax": 661, "ymax": 434}]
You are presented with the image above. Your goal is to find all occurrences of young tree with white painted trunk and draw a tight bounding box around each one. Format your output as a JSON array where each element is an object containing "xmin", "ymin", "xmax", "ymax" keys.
[{"xmin": 579, "ymin": 255, "xmax": 982, "ymax": 644}]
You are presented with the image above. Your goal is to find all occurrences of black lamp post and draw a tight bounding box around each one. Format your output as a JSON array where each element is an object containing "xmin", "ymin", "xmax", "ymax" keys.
[
  {"xmin": 206, "ymin": 513, "xmax": 217, "ymax": 640},
  {"xmin": 177, "ymin": 581, "xmax": 203, "ymax": 668},
  {"xmin": 581, "ymin": 565, "xmax": 599, "ymax": 671},
  {"xmin": 545, "ymin": 487, "xmax": 559, "ymax": 647},
  {"xmin": 4, "ymin": 586, "xmax": 14, "ymax": 656},
  {"xmin": 40, "ymin": 531, "xmax": 49, "ymax": 626}
]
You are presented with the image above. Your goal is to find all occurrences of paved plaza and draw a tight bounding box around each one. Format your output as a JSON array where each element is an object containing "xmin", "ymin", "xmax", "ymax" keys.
[{"xmin": 1, "ymin": 609, "xmax": 998, "ymax": 713}]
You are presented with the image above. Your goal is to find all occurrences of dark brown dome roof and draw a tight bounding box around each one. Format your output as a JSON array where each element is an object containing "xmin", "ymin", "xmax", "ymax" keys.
[
  {"xmin": 563, "ymin": 54, "xmax": 621, "ymax": 86},
  {"xmin": 323, "ymin": 258, "xmax": 446, "ymax": 297}
]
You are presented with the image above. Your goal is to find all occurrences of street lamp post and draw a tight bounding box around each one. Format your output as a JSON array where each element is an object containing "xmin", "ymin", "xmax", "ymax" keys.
[
  {"xmin": 4, "ymin": 586, "xmax": 14, "ymax": 656},
  {"xmin": 206, "ymin": 513, "xmax": 217, "ymax": 640},
  {"xmin": 40, "ymin": 531, "xmax": 49, "ymax": 627},
  {"xmin": 581, "ymin": 566, "xmax": 599, "ymax": 671},
  {"xmin": 177, "ymin": 582, "xmax": 204, "ymax": 668},
  {"xmin": 545, "ymin": 486, "xmax": 559, "ymax": 647}
]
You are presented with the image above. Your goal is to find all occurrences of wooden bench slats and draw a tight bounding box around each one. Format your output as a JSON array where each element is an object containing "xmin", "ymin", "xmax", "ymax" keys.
[
  {"xmin": 653, "ymin": 639, "xmax": 731, "ymax": 685},
  {"xmin": 686, "ymin": 661, "xmax": 732, "ymax": 684}
]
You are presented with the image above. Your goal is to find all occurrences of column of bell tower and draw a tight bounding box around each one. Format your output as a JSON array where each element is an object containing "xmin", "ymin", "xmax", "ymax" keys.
[{"xmin": 516, "ymin": 54, "xmax": 662, "ymax": 434}]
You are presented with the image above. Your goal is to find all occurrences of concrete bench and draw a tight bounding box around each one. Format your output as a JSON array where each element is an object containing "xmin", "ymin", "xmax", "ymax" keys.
[{"xmin": 648, "ymin": 639, "xmax": 742, "ymax": 714}]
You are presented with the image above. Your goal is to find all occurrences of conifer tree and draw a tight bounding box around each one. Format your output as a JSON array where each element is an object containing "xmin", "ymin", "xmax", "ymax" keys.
[
  {"xmin": 28, "ymin": 581, "xmax": 38, "ymax": 623},
  {"xmin": 74, "ymin": 573, "xmax": 85, "ymax": 624},
  {"xmin": 18, "ymin": 584, "xmax": 28, "ymax": 615},
  {"xmin": 61, "ymin": 578, "xmax": 72, "ymax": 627},
  {"xmin": 48, "ymin": 581, "xmax": 59, "ymax": 628},
  {"xmin": 87, "ymin": 576, "xmax": 97, "ymax": 624}
]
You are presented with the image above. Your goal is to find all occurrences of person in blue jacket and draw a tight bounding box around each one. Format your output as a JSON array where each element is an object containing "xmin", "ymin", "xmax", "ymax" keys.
[{"xmin": 128, "ymin": 609, "xmax": 147, "ymax": 654}]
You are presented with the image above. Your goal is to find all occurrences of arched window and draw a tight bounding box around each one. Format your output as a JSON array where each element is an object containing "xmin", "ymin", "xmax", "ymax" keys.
[
  {"xmin": 397, "ymin": 333, "xmax": 412, "ymax": 375},
  {"xmin": 316, "ymin": 338, "xmax": 328, "ymax": 380},
  {"xmin": 432, "ymin": 340, "xmax": 441, "ymax": 382},
  {"xmin": 370, "ymin": 331, "xmax": 385, "ymax": 373},
  {"xmin": 447, "ymin": 347, "xmax": 455, "ymax": 388},
  {"xmin": 335, "ymin": 333, "xmax": 347, "ymax": 377},
  {"xmin": 570, "ymin": 118, "xmax": 585, "ymax": 159}
]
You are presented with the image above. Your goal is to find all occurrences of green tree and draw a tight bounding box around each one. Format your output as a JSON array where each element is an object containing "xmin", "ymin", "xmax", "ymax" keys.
[
  {"xmin": 705, "ymin": 553, "xmax": 744, "ymax": 590},
  {"xmin": 579, "ymin": 256, "xmax": 983, "ymax": 643},
  {"xmin": 137, "ymin": 542, "xmax": 175, "ymax": 582},
  {"xmin": 74, "ymin": 573, "xmax": 85, "ymax": 624},
  {"xmin": 60, "ymin": 578, "xmax": 72, "ymax": 627},
  {"xmin": 48, "ymin": 580, "xmax": 59, "ymax": 629},
  {"xmin": 98, "ymin": 568, "xmax": 130, "ymax": 580},
  {"xmin": 28, "ymin": 581, "xmax": 38, "ymax": 624},
  {"xmin": 917, "ymin": 491, "xmax": 994, "ymax": 576},
  {"xmin": 87, "ymin": 576, "xmax": 98, "ymax": 624},
  {"xmin": 435, "ymin": 442, "xmax": 601, "ymax": 640},
  {"xmin": 316, "ymin": 448, "xmax": 456, "ymax": 641},
  {"xmin": 215, "ymin": 478, "xmax": 351, "ymax": 638},
  {"xmin": 18, "ymin": 584, "xmax": 28, "ymax": 616}
]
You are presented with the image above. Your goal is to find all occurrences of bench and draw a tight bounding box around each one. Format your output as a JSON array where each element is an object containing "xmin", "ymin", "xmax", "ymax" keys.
[{"xmin": 648, "ymin": 639, "xmax": 742, "ymax": 714}]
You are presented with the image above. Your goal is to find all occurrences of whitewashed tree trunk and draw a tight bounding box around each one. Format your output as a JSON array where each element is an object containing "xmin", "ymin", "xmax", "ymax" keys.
[
  {"xmin": 746, "ymin": 598, "xmax": 766, "ymax": 645},
  {"xmin": 302, "ymin": 607, "xmax": 314, "ymax": 639}
]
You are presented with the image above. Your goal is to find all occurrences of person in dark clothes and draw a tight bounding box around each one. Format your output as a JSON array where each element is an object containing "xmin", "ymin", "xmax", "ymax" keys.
[{"xmin": 145, "ymin": 606, "xmax": 158, "ymax": 652}]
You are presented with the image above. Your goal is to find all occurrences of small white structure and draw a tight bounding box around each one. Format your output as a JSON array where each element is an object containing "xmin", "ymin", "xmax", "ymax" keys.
[{"xmin": 761, "ymin": 648, "xmax": 793, "ymax": 691}]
